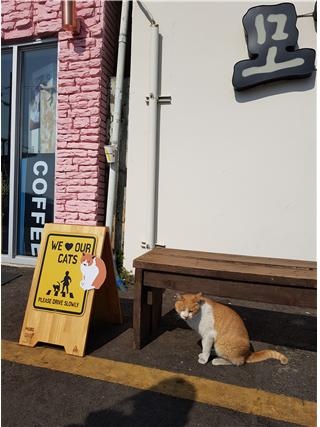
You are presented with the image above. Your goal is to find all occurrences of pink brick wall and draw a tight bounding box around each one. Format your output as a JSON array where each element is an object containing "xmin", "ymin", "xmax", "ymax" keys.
[
  {"xmin": 2, "ymin": 0, "xmax": 62, "ymax": 41},
  {"xmin": 1, "ymin": 0, "xmax": 121, "ymax": 226}
]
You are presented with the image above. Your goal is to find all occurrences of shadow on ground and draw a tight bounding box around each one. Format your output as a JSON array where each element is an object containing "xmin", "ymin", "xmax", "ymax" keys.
[
  {"xmin": 161, "ymin": 306, "xmax": 316, "ymax": 352},
  {"xmin": 86, "ymin": 298, "xmax": 133, "ymax": 353},
  {"xmin": 65, "ymin": 377, "xmax": 195, "ymax": 427},
  {"xmin": 86, "ymin": 296, "xmax": 316, "ymax": 354}
]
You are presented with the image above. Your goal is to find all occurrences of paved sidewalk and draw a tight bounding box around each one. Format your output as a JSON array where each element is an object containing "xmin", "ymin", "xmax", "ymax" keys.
[{"xmin": 1, "ymin": 265, "xmax": 317, "ymax": 426}]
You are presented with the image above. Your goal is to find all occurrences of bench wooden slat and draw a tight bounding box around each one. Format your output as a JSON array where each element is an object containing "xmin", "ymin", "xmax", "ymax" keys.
[
  {"xmin": 140, "ymin": 247, "xmax": 316, "ymax": 269},
  {"xmin": 134, "ymin": 250, "xmax": 316, "ymax": 288},
  {"xmin": 144, "ymin": 271, "xmax": 316, "ymax": 308}
]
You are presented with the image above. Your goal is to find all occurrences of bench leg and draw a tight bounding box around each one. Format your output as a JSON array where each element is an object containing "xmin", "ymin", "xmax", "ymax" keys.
[
  {"xmin": 151, "ymin": 288, "xmax": 163, "ymax": 337},
  {"xmin": 133, "ymin": 269, "xmax": 150, "ymax": 349}
]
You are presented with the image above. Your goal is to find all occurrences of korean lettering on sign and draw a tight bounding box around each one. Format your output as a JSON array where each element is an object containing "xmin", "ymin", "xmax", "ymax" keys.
[{"xmin": 232, "ymin": 3, "xmax": 316, "ymax": 90}]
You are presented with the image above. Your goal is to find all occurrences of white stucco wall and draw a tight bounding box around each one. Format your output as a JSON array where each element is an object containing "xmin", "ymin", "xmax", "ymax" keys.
[{"xmin": 123, "ymin": 1, "xmax": 316, "ymax": 270}]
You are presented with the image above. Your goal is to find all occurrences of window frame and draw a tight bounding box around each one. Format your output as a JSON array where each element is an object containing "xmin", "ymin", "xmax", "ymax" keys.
[{"xmin": 2, "ymin": 38, "xmax": 58, "ymax": 266}]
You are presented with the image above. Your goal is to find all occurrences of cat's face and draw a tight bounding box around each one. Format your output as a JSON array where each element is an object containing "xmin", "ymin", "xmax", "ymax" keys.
[
  {"xmin": 80, "ymin": 253, "xmax": 95, "ymax": 266},
  {"xmin": 175, "ymin": 293, "xmax": 203, "ymax": 320}
]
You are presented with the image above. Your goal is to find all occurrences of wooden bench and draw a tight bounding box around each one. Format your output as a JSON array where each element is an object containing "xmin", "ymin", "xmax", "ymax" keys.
[{"xmin": 133, "ymin": 247, "xmax": 316, "ymax": 349}]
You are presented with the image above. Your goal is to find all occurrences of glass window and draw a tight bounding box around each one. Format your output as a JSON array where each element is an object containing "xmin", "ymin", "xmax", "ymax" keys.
[
  {"xmin": 1, "ymin": 50, "xmax": 12, "ymax": 254},
  {"xmin": 18, "ymin": 45, "xmax": 57, "ymax": 257}
]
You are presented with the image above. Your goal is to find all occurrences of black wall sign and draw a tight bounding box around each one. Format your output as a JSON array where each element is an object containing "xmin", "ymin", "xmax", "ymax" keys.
[
  {"xmin": 232, "ymin": 3, "xmax": 316, "ymax": 91},
  {"xmin": 19, "ymin": 154, "xmax": 55, "ymax": 257}
]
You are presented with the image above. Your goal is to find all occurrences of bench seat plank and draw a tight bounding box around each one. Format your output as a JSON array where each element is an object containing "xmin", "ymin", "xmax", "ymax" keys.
[
  {"xmin": 134, "ymin": 248, "xmax": 316, "ymax": 289},
  {"xmin": 135, "ymin": 247, "xmax": 315, "ymax": 269}
]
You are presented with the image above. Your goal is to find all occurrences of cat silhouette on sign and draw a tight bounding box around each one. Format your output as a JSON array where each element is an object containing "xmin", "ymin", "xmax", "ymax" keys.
[{"xmin": 80, "ymin": 253, "xmax": 107, "ymax": 291}]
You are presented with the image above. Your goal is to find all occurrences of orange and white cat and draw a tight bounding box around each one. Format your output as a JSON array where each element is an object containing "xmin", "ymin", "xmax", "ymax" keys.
[
  {"xmin": 175, "ymin": 293, "xmax": 288, "ymax": 366},
  {"xmin": 80, "ymin": 253, "xmax": 107, "ymax": 291}
]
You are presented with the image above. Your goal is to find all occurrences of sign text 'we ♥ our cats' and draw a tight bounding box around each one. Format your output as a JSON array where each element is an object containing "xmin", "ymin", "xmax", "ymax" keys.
[{"xmin": 33, "ymin": 233, "xmax": 97, "ymax": 315}]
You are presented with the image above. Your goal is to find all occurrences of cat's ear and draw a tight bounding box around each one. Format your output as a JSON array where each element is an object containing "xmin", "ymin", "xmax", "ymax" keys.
[
  {"xmin": 195, "ymin": 292, "xmax": 203, "ymax": 302},
  {"xmin": 174, "ymin": 293, "xmax": 182, "ymax": 301}
]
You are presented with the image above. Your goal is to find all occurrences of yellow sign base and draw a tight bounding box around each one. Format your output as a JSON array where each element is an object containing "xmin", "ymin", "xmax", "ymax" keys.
[{"xmin": 19, "ymin": 224, "xmax": 122, "ymax": 357}]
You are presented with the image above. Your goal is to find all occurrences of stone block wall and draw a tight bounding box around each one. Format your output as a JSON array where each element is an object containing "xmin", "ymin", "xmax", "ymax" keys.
[
  {"xmin": 1, "ymin": 0, "xmax": 121, "ymax": 226},
  {"xmin": 1, "ymin": 0, "xmax": 61, "ymax": 39}
]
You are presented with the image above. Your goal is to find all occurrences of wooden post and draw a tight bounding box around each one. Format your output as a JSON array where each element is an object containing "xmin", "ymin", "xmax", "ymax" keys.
[
  {"xmin": 151, "ymin": 288, "xmax": 163, "ymax": 336},
  {"xmin": 133, "ymin": 268, "xmax": 150, "ymax": 349}
]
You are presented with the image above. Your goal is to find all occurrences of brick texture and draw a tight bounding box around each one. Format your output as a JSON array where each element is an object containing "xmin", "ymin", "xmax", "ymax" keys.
[{"xmin": 1, "ymin": 0, "xmax": 121, "ymax": 225}]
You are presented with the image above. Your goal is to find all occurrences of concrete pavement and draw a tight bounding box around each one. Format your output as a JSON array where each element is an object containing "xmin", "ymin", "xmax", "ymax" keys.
[{"xmin": 1, "ymin": 265, "xmax": 316, "ymax": 426}]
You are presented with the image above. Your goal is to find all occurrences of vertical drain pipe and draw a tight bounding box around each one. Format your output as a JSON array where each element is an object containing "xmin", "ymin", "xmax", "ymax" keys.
[
  {"xmin": 105, "ymin": 1, "xmax": 129, "ymax": 291},
  {"xmin": 105, "ymin": 0, "xmax": 130, "ymax": 233},
  {"xmin": 145, "ymin": 23, "xmax": 159, "ymax": 249}
]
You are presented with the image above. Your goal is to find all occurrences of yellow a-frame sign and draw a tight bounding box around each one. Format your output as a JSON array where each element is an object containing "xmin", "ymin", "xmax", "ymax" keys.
[{"xmin": 19, "ymin": 223, "xmax": 122, "ymax": 356}]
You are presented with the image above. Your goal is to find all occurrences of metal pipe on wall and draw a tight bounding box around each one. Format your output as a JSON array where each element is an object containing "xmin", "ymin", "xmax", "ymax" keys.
[
  {"xmin": 145, "ymin": 23, "xmax": 159, "ymax": 249},
  {"xmin": 105, "ymin": 0, "xmax": 130, "ymax": 234}
]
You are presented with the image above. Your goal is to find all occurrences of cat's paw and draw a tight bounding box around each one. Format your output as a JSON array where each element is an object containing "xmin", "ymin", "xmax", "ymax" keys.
[
  {"xmin": 198, "ymin": 353, "xmax": 209, "ymax": 364},
  {"xmin": 212, "ymin": 357, "xmax": 232, "ymax": 366}
]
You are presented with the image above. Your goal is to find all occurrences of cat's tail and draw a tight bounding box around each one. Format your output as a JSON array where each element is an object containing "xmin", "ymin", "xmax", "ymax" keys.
[{"xmin": 246, "ymin": 350, "xmax": 288, "ymax": 365}]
